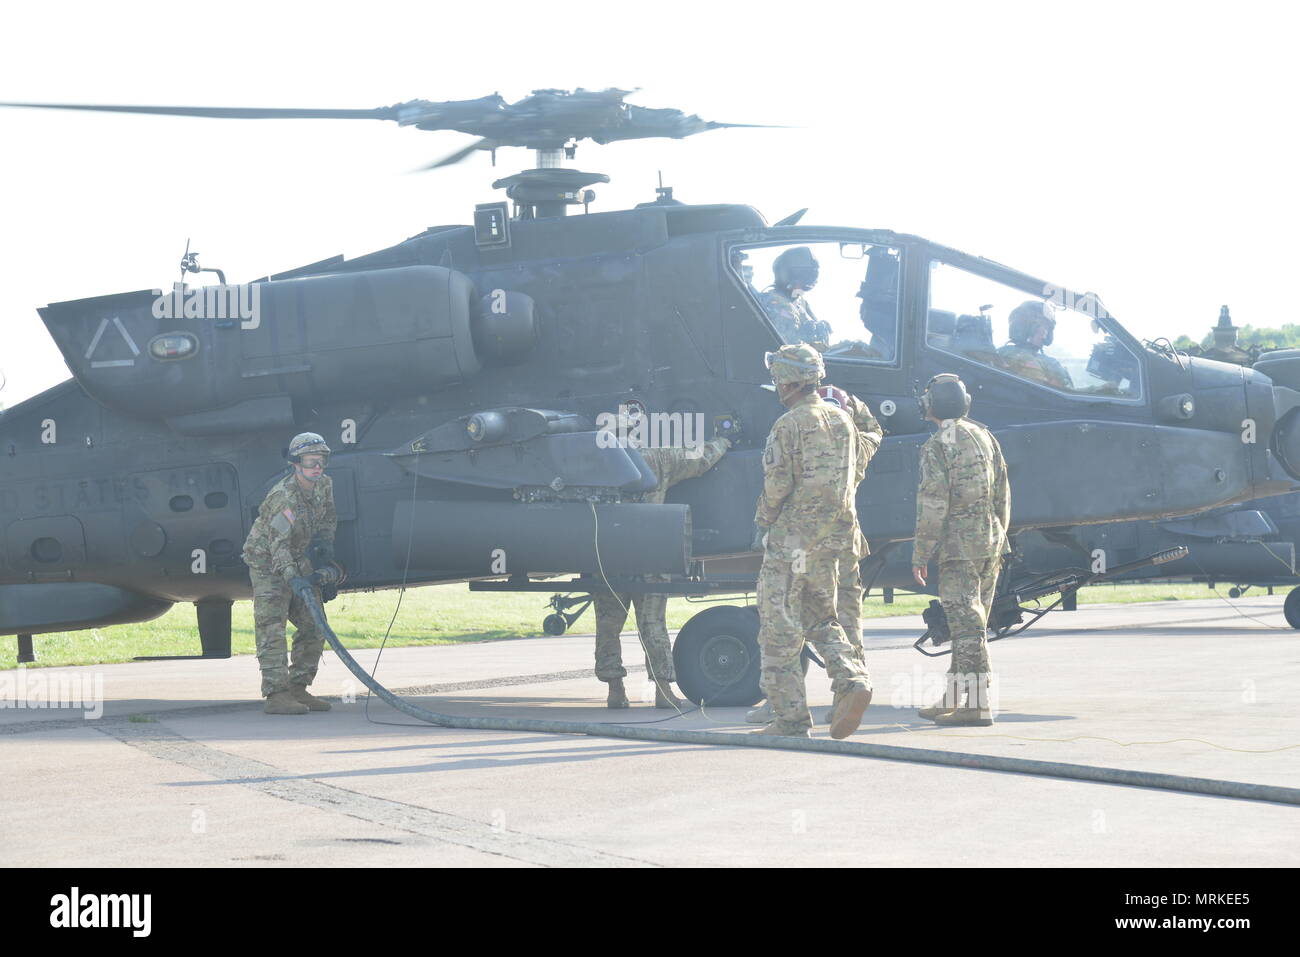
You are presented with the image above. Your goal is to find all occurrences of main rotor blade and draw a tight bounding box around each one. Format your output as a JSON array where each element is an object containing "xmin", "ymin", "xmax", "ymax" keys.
[
  {"xmin": 0, "ymin": 101, "xmax": 397, "ymax": 121},
  {"xmin": 413, "ymin": 137, "xmax": 497, "ymax": 172}
]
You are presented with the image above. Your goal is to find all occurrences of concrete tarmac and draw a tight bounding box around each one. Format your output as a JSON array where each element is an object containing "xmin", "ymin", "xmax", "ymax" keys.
[{"xmin": 3, "ymin": 597, "xmax": 1299, "ymax": 867}]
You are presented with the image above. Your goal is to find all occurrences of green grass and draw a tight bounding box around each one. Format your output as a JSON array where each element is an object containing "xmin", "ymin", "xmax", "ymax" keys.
[{"xmin": 0, "ymin": 580, "xmax": 1266, "ymax": 671}]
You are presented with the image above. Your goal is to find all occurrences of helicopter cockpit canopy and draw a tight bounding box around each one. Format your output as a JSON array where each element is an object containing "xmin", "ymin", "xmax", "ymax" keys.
[
  {"xmin": 729, "ymin": 240, "xmax": 901, "ymax": 362},
  {"xmin": 926, "ymin": 260, "xmax": 1142, "ymax": 399}
]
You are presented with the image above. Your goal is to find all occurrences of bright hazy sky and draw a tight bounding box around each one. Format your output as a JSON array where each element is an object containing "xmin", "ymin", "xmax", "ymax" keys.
[{"xmin": 1, "ymin": 0, "xmax": 1295, "ymax": 406}]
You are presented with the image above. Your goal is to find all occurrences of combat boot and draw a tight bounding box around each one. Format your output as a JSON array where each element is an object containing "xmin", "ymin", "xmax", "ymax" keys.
[
  {"xmin": 745, "ymin": 700, "xmax": 774, "ymax": 724},
  {"xmin": 653, "ymin": 679, "xmax": 688, "ymax": 709},
  {"xmin": 264, "ymin": 691, "xmax": 309, "ymax": 715},
  {"xmin": 917, "ymin": 675, "xmax": 964, "ymax": 719},
  {"xmin": 829, "ymin": 685, "xmax": 873, "ymax": 740},
  {"xmin": 290, "ymin": 686, "xmax": 331, "ymax": 712},
  {"xmin": 606, "ymin": 678, "xmax": 630, "ymax": 709},
  {"xmin": 749, "ymin": 722, "xmax": 811, "ymax": 738},
  {"xmin": 931, "ymin": 707, "xmax": 994, "ymax": 727}
]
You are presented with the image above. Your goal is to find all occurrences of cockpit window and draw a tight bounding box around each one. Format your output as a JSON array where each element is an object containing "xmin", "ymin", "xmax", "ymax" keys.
[
  {"xmin": 927, "ymin": 260, "xmax": 1141, "ymax": 399},
  {"xmin": 730, "ymin": 241, "xmax": 900, "ymax": 362}
]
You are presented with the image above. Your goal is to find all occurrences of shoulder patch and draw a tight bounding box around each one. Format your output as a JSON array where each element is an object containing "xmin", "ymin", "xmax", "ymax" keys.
[{"xmin": 270, "ymin": 507, "xmax": 295, "ymax": 535}]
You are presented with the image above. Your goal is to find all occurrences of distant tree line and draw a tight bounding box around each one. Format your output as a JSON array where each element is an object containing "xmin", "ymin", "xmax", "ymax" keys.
[{"xmin": 1173, "ymin": 323, "xmax": 1300, "ymax": 353}]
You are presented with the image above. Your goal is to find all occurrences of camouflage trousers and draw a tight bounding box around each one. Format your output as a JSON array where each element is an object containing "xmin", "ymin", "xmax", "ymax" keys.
[
  {"xmin": 250, "ymin": 567, "xmax": 325, "ymax": 697},
  {"xmin": 937, "ymin": 557, "xmax": 1001, "ymax": 676},
  {"xmin": 593, "ymin": 588, "xmax": 675, "ymax": 685},
  {"xmin": 757, "ymin": 551, "xmax": 872, "ymax": 732},
  {"xmin": 837, "ymin": 555, "xmax": 866, "ymax": 666}
]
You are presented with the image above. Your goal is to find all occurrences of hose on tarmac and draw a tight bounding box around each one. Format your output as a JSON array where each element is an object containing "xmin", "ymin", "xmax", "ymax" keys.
[{"xmin": 295, "ymin": 581, "xmax": 1300, "ymax": 808}]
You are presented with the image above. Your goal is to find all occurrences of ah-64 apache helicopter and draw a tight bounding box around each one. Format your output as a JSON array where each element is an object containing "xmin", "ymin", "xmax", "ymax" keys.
[{"xmin": 4, "ymin": 88, "xmax": 1300, "ymax": 705}]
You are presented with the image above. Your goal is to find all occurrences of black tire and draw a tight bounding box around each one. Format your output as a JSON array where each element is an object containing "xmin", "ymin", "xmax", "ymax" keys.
[
  {"xmin": 542, "ymin": 614, "xmax": 567, "ymax": 636},
  {"xmin": 673, "ymin": 605, "xmax": 763, "ymax": 707},
  {"xmin": 1285, "ymin": 587, "xmax": 1300, "ymax": 629}
]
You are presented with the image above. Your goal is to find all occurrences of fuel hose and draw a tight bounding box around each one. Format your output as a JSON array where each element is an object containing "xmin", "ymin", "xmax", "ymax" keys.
[{"xmin": 295, "ymin": 582, "xmax": 1300, "ymax": 807}]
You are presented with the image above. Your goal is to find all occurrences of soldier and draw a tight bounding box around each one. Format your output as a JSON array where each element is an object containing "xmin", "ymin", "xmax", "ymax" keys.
[
  {"xmin": 751, "ymin": 344, "xmax": 873, "ymax": 739},
  {"xmin": 242, "ymin": 432, "xmax": 341, "ymax": 715},
  {"xmin": 746, "ymin": 382, "xmax": 882, "ymax": 725},
  {"xmin": 996, "ymin": 300, "xmax": 1072, "ymax": 389},
  {"xmin": 757, "ymin": 247, "xmax": 834, "ymax": 350},
  {"xmin": 818, "ymin": 385, "xmax": 883, "ymax": 671},
  {"xmin": 911, "ymin": 375, "xmax": 1010, "ymax": 727},
  {"xmin": 594, "ymin": 410, "xmax": 732, "ymax": 709}
]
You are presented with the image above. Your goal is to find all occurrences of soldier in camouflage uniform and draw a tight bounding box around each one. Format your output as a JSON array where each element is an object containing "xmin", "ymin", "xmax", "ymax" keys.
[
  {"xmin": 911, "ymin": 375, "xmax": 1010, "ymax": 727},
  {"xmin": 757, "ymin": 247, "xmax": 834, "ymax": 350},
  {"xmin": 752, "ymin": 344, "xmax": 874, "ymax": 739},
  {"xmin": 594, "ymin": 412, "xmax": 732, "ymax": 709},
  {"xmin": 746, "ymin": 382, "xmax": 883, "ymax": 725},
  {"xmin": 996, "ymin": 300, "xmax": 1072, "ymax": 389},
  {"xmin": 819, "ymin": 385, "xmax": 883, "ymax": 670},
  {"xmin": 242, "ymin": 432, "xmax": 341, "ymax": 715}
]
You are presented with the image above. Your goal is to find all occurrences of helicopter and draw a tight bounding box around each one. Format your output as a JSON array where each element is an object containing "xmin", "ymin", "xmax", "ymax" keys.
[{"xmin": 4, "ymin": 89, "xmax": 1300, "ymax": 707}]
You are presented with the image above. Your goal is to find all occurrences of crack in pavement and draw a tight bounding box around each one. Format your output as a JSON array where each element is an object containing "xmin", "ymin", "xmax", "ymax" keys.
[{"xmin": 96, "ymin": 719, "xmax": 657, "ymax": 868}]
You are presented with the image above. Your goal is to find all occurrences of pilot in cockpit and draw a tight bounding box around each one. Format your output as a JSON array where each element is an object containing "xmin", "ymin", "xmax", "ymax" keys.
[
  {"xmin": 757, "ymin": 246, "xmax": 833, "ymax": 350},
  {"xmin": 997, "ymin": 300, "xmax": 1073, "ymax": 389}
]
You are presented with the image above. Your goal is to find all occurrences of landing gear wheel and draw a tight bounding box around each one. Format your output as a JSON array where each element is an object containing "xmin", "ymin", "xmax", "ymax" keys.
[
  {"xmin": 1284, "ymin": 587, "xmax": 1300, "ymax": 629},
  {"xmin": 673, "ymin": 606, "xmax": 808, "ymax": 706},
  {"xmin": 674, "ymin": 605, "xmax": 763, "ymax": 707},
  {"xmin": 542, "ymin": 613, "xmax": 568, "ymax": 636}
]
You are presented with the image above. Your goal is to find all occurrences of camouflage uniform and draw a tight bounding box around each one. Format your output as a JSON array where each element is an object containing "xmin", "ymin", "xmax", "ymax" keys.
[
  {"xmin": 757, "ymin": 287, "xmax": 833, "ymax": 350},
  {"xmin": 594, "ymin": 438, "xmax": 731, "ymax": 685},
  {"xmin": 995, "ymin": 344, "xmax": 1072, "ymax": 390},
  {"xmin": 755, "ymin": 392, "xmax": 872, "ymax": 733},
  {"xmin": 242, "ymin": 472, "xmax": 337, "ymax": 697},
  {"xmin": 913, "ymin": 419, "xmax": 1010, "ymax": 678},
  {"xmin": 835, "ymin": 392, "xmax": 883, "ymax": 661}
]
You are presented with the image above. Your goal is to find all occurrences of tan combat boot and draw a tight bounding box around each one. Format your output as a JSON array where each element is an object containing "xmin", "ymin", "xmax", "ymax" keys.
[
  {"xmin": 653, "ymin": 679, "xmax": 688, "ymax": 709},
  {"xmin": 606, "ymin": 678, "xmax": 630, "ymax": 709},
  {"xmin": 932, "ymin": 708, "xmax": 994, "ymax": 727},
  {"xmin": 290, "ymin": 686, "xmax": 331, "ymax": 712},
  {"xmin": 829, "ymin": 685, "xmax": 873, "ymax": 740},
  {"xmin": 264, "ymin": 691, "xmax": 309, "ymax": 715},
  {"xmin": 918, "ymin": 675, "xmax": 964, "ymax": 719}
]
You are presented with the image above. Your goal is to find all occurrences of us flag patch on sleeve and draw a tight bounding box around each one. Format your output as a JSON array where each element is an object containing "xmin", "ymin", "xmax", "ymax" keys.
[{"xmin": 270, "ymin": 507, "xmax": 296, "ymax": 535}]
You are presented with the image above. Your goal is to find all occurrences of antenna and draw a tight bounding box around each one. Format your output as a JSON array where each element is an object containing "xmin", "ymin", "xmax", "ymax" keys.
[{"xmin": 655, "ymin": 170, "xmax": 674, "ymax": 203}]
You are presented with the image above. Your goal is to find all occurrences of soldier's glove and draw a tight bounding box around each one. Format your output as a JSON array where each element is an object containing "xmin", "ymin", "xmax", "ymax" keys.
[
  {"xmin": 308, "ymin": 538, "xmax": 335, "ymax": 569},
  {"xmin": 751, "ymin": 527, "xmax": 768, "ymax": 553},
  {"xmin": 311, "ymin": 564, "xmax": 345, "ymax": 603},
  {"xmin": 310, "ymin": 566, "xmax": 341, "ymax": 588}
]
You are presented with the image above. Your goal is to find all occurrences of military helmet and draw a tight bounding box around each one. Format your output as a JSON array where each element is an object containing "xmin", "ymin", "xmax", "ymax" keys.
[
  {"xmin": 772, "ymin": 245, "xmax": 819, "ymax": 291},
  {"xmin": 920, "ymin": 373, "xmax": 971, "ymax": 419},
  {"xmin": 287, "ymin": 432, "xmax": 331, "ymax": 463},
  {"xmin": 765, "ymin": 343, "xmax": 825, "ymax": 387},
  {"xmin": 1008, "ymin": 300, "xmax": 1057, "ymax": 347}
]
